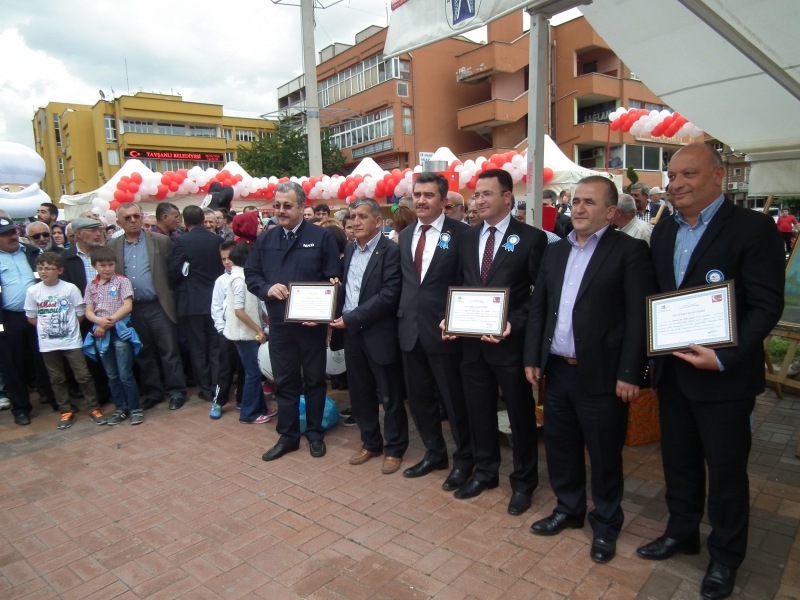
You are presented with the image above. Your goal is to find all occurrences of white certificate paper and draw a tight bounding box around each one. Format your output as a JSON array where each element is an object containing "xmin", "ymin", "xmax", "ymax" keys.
[
  {"xmin": 286, "ymin": 283, "xmax": 336, "ymax": 322},
  {"xmin": 649, "ymin": 283, "xmax": 736, "ymax": 355},
  {"xmin": 445, "ymin": 288, "xmax": 508, "ymax": 337}
]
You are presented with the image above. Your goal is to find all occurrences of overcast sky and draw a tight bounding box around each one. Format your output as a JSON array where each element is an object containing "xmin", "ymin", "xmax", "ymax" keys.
[{"xmin": 0, "ymin": 1, "xmax": 580, "ymax": 149}]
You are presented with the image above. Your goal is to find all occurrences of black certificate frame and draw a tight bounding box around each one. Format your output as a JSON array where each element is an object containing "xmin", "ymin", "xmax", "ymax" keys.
[
  {"xmin": 646, "ymin": 281, "xmax": 738, "ymax": 357},
  {"xmin": 284, "ymin": 282, "xmax": 338, "ymax": 323},
  {"xmin": 444, "ymin": 287, "xmax": 510, "ymax": 338}
]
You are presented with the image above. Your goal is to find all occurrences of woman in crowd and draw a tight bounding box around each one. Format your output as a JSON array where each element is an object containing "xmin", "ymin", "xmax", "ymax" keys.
[
  {"xmin": 51, "ymin": 221, "xmax": 69, "ymax": 249},
  {"xmin": 391, "ymin": 206, "xmax": 416, "ymax": 242}
]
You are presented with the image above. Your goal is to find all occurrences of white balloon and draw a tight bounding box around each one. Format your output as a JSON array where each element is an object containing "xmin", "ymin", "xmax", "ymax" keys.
[
  {"xmin": 322, "ymin": 190, "xmax": 331, "ymax": 200},
  {"xmin": 104, "ymin": 210, "xmax": 117, "ymax": 223},
  {"xmin": 502, "ymin": 162, "xmax": 514, "ymax": 173},
  {"xmin": 618, "ymin": 107, "xmax": 628, "ymax": 114},
  {"xmin": 511, "ymin": 154, "xmax": 525, "ymax": 168},
  {"xmin": 413, "ymin": 165, "xmax": 423, "ymax": 173},
  {"xmin": 96, "ymin": 200, "xmax": 110, "ymax": 211}
]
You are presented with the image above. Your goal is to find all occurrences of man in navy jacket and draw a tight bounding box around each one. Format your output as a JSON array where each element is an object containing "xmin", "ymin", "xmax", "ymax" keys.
[{"xmin": 246, "ymin": 182, "xmax": 341, "ymax": 461}]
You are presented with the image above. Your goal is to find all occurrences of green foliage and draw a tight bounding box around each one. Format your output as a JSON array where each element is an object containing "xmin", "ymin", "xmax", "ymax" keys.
[
  {"xmin": 624, "ymin": 165, "xmax": 639, "ymax": 194},
  {"xmin": 779, "ymin": 196, "xmax": 800, "ymax": 212},
  {"xmin": 768, "ymin": 337, "xmax": 800, "ymax": 365},
  {"xmin": 236, "ymin": 114, "xmax": 346, "ymax": 179}
]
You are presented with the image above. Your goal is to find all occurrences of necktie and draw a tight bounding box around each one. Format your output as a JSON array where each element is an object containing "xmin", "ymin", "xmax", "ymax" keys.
[
  {"xmin": 414, "ymin": 225, "xmax": 431, "ymax": 280},
  {"xmin": 481, "ymin": 226, "xmax": 497, "ymax": 285},
  {"xmin": 286, "ymin": 230, "xmax": 295, "ymax": 244}
]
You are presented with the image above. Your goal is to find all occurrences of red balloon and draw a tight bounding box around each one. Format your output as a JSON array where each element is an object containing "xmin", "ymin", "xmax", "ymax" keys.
[
  {"xmin": 543, "ymin": 167, "xmax": 554, "ymax": 183},
  {"xmin": 223, "ymin": 178, "xmax": 233, "ymax": 187},
  {"xmin": 483, "ymin": 162, "xmax": 498, "ymax": 171},
  {"xmin": 128, "ymin": 182, "xmax": 139, "ymax": 193},
  {"xmin": 391, "ymin": 169, "xmax": 401, "ymax": 178},
  {"xmin": 120, "ymin": 176, "xmax": 131, "ymax": 184},
  {"xmin": 651, "ymin": 124, "xmax": 665, "ymax": 137},
  {"xmin": 178, "ymin": 169, "xmax": 189, "ymax": 176},
  {"xmin": 124, "ymin": 192, "xmax": 135, "ymax": 203},
  {"xmin": 116, "ymin": 181, "xmax": 128, "ymax": 191},
  {"xmin": 466, "ymin": 175, "xmax": 478, "ymax": 189},
  {"xmin": 173, "ymin": 174, "xmax": 185, "ymax": 184},
  {"xmin": 621, "ymin": 121, "xmax": 633, "ymax": 133},
  {"xmin": 666, "ymin": 124, "xmax": 681, "ymax": 137},
  {"xmin": 156, "ymin": 185, "xmax": 168, "ymax": 199},
  {"xmin": 234, "ymin": 174, "xmax": 243, "ymax": 182},
  {"xmin": 130, "ymin": 172, "xmax": 143, "ymax": 184},
  {"xmin": 161, "ymin": 174, "xmax": 172, "ymax": 185},
  {"xmin": 383, "ymin": 173, "xmax": 392, "ymax": 182},
  {"xmin": 609, "ymin": 120, "xmax": 621, "ymax": 132},
  {"xmin": 110, "ymin": 200, "xmax": 121, "ymax": 211},
  {"xmin": 114, "ymin": 190, "xmax": 126, "ymax": 202},
  {"xmin": 337, "ymin": 187, "xmax": 347, "ymax": 200},
  {"xmin": 309, "ymin": 177, "xmax": 318, "ymax": 186},
  {"xmin": 302, "ymin": 181, "xmax": 311, "ymax": 193},
  {"xmin": 375, "ymin": 182, "xmax": 385, "ymax": 197},
  {"xmin": 662, "ymin": 116, "xmax": 674, "ymax": 128},
  {"xmin": 164, "ymin": 171, "xmax": 176, "ymax": 180},
  {"xmin": 490, "ymin": 154, "xmax": 503, "ymax": 166},
  {"xmin": 265, "ymin": 190, "xmax": 274, "ymax": 201},
  {"xmin": 167, "ymin": 182, "xmax": 179, "ymax": 192},
  {"xmin": 278, "ymin": 177, "xmax": 289, "ymax": 183}
]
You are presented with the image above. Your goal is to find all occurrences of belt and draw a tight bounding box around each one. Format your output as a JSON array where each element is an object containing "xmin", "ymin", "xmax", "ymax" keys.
[{"xmin": 553, "ymin": 355, "xmax": 578, "ymax": 365}]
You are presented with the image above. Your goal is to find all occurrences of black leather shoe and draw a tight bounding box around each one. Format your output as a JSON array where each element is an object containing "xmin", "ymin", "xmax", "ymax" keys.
[
  {"xmin": 701, "ymin": 560, "xmax": 737, "ymax": 600},
  {"xmin": 403, "ymin": 457, "xmax": 449, "ymax": 479},
  {"xmin": 507, "ymin": 492, "xmax": 532, "ymax": 515},
  {"xmin": 590, "ymin": 538, "xmax": 616, "ymax": 563},
  {"xmin": 530, "ymin": 512, "xmax": 584, "ymax": 536},
  {"xmin": 309, "ymin": 440, "xmax": 326, "ymax": 458},
  {"xmin": 262, "ymin": 444, "xmax": 298, "ymax": 461},
  {"xmin": 636, "ymin": 535, "xmax": 701, "ymax": 560},
  {"xmin": 454, "ymin": 477, "xmax": 499, "ymax": 499},
  {"xmin": 168, "ymin": 397, "xmax": 185, "ymax": 411},
  {"xmin": 141, "ymin": 396, "xmax": 164, "ymax": 410},
  {"xmin": 13, "ymin": 414, "xmax": 31, "ymax": 426},
  {"xmin": 442, "ymin": 468, "xmax": 472, "ymax": 491}
]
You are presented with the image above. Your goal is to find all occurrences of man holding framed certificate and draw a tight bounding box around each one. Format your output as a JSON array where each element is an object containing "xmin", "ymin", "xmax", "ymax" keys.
[
  {"xmin": 245, "ymin": 181, "xmax": 341, "ymax": 462},
  {"xmin": 637, "ymin": 144, "xmax": 784, "ymax": 600}
]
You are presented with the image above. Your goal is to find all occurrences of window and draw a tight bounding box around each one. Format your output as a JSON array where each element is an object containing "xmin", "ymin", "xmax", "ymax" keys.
[
  {"xmin": 352, "ymin": 139, "xmax": 393, "ymax": 159},
  {"xmin": 139, "ymin": 158, "xmax": 158, "ymax": 171},
  {"xmin": 745, "ymin": 167, "xmax": 751, "ymax": 184},
  {"xmin": 53, "ymin": 114, "xmax": 61, "ymax": 146},
  {"xmin": 157, "ymin": 123, "xmax": 186, "ymax": 136},
  {"xmin": 397, "ymin": 82, "xmax": 409, "ymax": 97},
  {"xmin": 628, "ymin": 100, "xmax": 671, "ymax": 113},
  {"xmin": 733, "ymin": 168, "xmax": 742, "ymax": 177},
  {"xmin": 104, "ymin": 115, "xmax": 117, "ymax": 142},
  {"xmin": 224, "ymin": 152, "xmax": 235, "ymax": 162},
  {"xmin": 107, "ymin": 149, "xmax": 120, "ymax": 166},
  {"xmin": 65, "ymin": 134, "xmax": 70, "ymax": 148},
  {"xmin": 122, "ymin": 120, "xmax": 154, "ymax": 134},
  {"xmin": 317, "ymin": 53, "xmax": 411, "ymax": 108},
  {"xmin": 189, "ymin": 125, "xmax": 217, "ymax": 138},
  {"xmin": 399, "ymin": 60, "xmax": 410, "ymax": 80},
  {"xmin": 236, "ymin": 130, "xmax": 256, "ymax": 142},
  {"xmin": 61, "ymin": 184, "xmax": 66, "ymax": 196},
  {"xmin": 195, "ymin": 160, "xmax": 222, "ymax": 171},
  {"xmin": 624, "ymin": 144, "xmax": 661, "ymax": 171},
  {"xmin": 160, "ymin": 160, "xmax": 189, "ymax": 171},
  {"xmin": 330, "ymin": 108, "xmax": 393, "ymax": 151},
  {"xmin": 223, "ymin": 128, "xmax": 232, "ymax": 142},
  {"xmin": 58, "ymin": 157, "xmax": 64, "ymax": 174},
  {"xmin": 402, "ymin": 107, "xmax": 412, "ymax": 135}
]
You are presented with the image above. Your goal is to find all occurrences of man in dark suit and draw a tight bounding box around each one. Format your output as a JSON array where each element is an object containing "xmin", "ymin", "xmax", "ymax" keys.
[
  {"xmin": 637, "ymin": 145, "xmax": 784, "ymax": 600},
  {"xmin": 398, "ymin": 172, "xmax": 474, "ymax": 490},
  {"xmin": 330, "ymin": 198, "xmax": 407, "ymax": 474},
  {"xmin": 108, "ymin": 203, "xmax": 187, "ymax": 410},
  {"xmin": 524, "ymin": 175, "xmax": 655, "ymax": 563},
  {"xmin": 169, "ymin": 205, "xmax": 224, "ymax": 402},
  {"xmin": 443, "ymin": 169, "xmax": 547, "ymax": 515},
  {"xmin": 543, "ymin": 190, "xmax": 572, "ymax": 238},
  {"xmin": 246, "ymin": 182, "xmax": 341, "ymax": 461}
]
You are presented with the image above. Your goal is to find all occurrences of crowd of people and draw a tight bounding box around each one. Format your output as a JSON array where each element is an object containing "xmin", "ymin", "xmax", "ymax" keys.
[{"xmin": 0, "ymin": 143, "xmax": 787, "ymax": 600}]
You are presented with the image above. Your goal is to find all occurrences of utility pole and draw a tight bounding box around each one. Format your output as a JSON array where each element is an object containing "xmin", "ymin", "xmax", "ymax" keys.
[{"xmin": 301, "ymin": 0, "xmax": 323, "ymax": 177}]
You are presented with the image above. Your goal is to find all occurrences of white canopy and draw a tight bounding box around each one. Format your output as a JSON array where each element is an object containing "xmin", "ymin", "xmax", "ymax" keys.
[
  {"xmin": 541, "ymin": 135, "xmax": 619, "ymax": 193},
  {"xmin": 350, "ymin": 157, "xmax": 387, "ymax": 179},
  {"xmin": 581, "ymin": 0, "xmax": 800, "ymax": 195}
]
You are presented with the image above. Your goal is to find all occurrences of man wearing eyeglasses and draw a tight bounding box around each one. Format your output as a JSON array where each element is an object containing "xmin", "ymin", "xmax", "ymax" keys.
[
  {"xmin": 107, "ymin": 203, "xmax": 187, "ymax": 410},
  {"xmin": 25, "ymin": 222, "xmax": 55, "ymax": 253},
  {"xmin": 246, "ymin": 182, "xmax": 341, "ymax": 462},
  {"xmin": 0, "ymin": 211, "xmax": 57, "ymax": 424},
  {"xmin": 444, "ymin": 192, "xmax": 466, "ymax": 223}
]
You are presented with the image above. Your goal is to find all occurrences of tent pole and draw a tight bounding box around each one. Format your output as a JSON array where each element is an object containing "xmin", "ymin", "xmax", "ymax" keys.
[{"xmin": 526, "ymin": 9, "xmax": 548, "ymax": 230}]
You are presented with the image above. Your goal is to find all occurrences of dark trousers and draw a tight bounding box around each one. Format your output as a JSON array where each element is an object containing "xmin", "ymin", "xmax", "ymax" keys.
[
  {"xmin": 782, "ymin": 231, "xmax": 793, "ymax": 254},
  {"xmin": 544, "ymin": 358, "xmax": 629, "ymax": 540},
  {"xmin": 344, "ymin": 331, "xmax": 408, "ymax": 457},
  {"xmin": 462, "ymin": 354, "xmax": 538, "ymax": 495},
  {"xmin": 181, "ymin": 314, "xmax": 219, "ymax": 400},
  {"xmin": 403, "ymin": 341, "xmax": 473, "ymax": 470},
  {"xmin": 215, "ymin": 333, "xmax": 244, "ymax": 406},
  {"xmin": 42, "ymin": 349, "xmax": 100, "ymax": 414},
  {"xmin": 0, "ymin": 311, "xmax": 54, "ymax": 417},
  {"xmin": 269, "ymin": 322, "xmax": 327, "ymax": 447},
  {"xmin": 78, "ymin": 318, "xmax": 110, "ymax": 402},
  {"xmin": 130, "ymin": 302, "xmax": 186, "ymax": 401},
  {"xmin": 659, "ymin": 359, "xmax": 754, "ymax": 568}
]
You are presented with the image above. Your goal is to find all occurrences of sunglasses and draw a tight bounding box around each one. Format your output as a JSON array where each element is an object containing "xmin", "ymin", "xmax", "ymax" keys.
[{"xmin": 30, "ymin": 232, "xmax": 51, "ymax": 240}]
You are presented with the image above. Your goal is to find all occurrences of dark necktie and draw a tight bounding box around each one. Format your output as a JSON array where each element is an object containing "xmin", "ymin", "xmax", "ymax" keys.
[
  {"xmin": 481, "ymin": 226, "xmax": 497, "ymax": 285},
  {"xmin": 286, "ymin": 230, "xmax": 295, "ymax": 244},
  {"xmin": 414, "ymin": 225, "xmax": 431, "ymax": 280}
]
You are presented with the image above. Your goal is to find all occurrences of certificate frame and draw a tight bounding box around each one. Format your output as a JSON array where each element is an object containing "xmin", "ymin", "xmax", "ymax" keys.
[
  {"xmin": 444, "ymin": 287, "xmax": 510, "ymax": 338},
  {"xmin": 646, "ymin": 281, "xmax": 737, "ymax": 356},
  {"xmin": 284, "ymin": 282, "xmax": 338, "ymax": 323}
]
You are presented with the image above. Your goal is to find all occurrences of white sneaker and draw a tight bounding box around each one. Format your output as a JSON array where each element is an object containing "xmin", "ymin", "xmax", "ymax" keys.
[
  {"xmin": 0, "ymin": 397, "xmax": 11, "ymax": 411},
  {"xmin": 789, "ymin": 361, "xmax": 800, "ymax": 377}
]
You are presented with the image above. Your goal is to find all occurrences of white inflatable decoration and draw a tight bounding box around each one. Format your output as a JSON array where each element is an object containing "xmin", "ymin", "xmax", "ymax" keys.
[
  {"xmin": 0, "ymin": 141, "xmax": 52, "ymax": 218},
  {"xmin": 258, "ymin": 343, "xmax": 273, "ymax": 381},
  {"xmin": 260, "ymin": 343, "xmax": 347, "ymax": 380}
]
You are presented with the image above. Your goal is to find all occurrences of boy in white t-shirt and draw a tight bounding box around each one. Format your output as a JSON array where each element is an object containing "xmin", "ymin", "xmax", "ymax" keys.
[{"xmin": 24, "ymin": 252, "xmax": 107, "ymax": 429}]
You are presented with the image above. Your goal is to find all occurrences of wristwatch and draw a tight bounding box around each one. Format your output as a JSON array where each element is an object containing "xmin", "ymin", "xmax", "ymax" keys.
[{"xmin": 255, "ymin": 334, "xmax": 262, "ymax": 341}]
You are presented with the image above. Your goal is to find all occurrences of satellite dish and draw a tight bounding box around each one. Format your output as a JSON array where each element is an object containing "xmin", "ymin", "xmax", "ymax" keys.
[{"xmin": 99, "ymin": 90, "xmax": 106, "ymax": 99}]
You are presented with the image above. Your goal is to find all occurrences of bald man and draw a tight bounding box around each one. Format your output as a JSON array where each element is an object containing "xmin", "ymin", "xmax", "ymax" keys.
[{"xmin": 444, "ymin": 192, "xmax": 466, "ymax": 223}]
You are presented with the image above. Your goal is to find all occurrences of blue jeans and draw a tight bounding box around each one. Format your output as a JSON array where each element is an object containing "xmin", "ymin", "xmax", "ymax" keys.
[
  {"xmin": 100, "ymin": 330, "xmax": 141, "ymax": 413},
  {"xmin": 234, "ymin": 340, "xmax": 266, "ymax": 422}
]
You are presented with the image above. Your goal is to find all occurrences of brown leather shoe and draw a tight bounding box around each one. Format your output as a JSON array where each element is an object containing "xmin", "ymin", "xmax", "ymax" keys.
[
  {"xmin": 349, "ymin": 449, "xmax": 381, "ymax": 465},
  {"xmin": 382, "ymin": 456, "xmax": 402, "ymax": 474}
]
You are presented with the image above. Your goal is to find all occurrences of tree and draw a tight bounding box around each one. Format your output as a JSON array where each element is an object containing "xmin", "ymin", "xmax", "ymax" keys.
[
  {"xmin": 236, "ymin": 114, "xmax": 345, "ymax": 178},
  {"xmin": 624, "ymin": 165, "xmax": 639, "ymax": 194}
]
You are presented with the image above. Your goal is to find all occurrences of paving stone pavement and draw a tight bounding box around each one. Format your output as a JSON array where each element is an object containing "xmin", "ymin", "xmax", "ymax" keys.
[{"xmin": 0, "ymin": 386, "xmax": 798, "ymax": 599}]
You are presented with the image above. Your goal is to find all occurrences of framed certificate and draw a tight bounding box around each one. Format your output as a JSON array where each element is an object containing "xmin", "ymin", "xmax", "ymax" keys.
[
  {"xmin": 444, "ymin": 287, "xmax": 509, "ymax": 337},
  {"xmin": 285, "ymin": 282, "xmax": 337, "ymax": 323},
  {"xmin": 647, "ymin": 281, "xmax": 737, "ymax": 356}
]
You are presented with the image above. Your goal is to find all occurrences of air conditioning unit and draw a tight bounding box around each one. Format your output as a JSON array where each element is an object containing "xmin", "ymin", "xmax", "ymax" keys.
[
  {"xmin": 738, "ymin": 182, "xmax": 749, "ymax": 190},
  {"xmin": 727, "ymin": 183, "xmax": 737, "ymax": 190},
  {"xmin": 592, "ymin": 148, "xmax": 605, "ymax": 158}
]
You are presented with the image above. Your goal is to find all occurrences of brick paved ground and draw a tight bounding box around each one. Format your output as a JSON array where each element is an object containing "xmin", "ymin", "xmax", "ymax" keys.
[{"xmin": 0, "ymin": 386, "xmax": 798, "ymax": 599}]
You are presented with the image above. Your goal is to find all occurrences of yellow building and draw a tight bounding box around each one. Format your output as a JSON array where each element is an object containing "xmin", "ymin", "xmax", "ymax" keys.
[{"xmin": 32, "ymin": 93, "xmax": 276, "ymax": 203}]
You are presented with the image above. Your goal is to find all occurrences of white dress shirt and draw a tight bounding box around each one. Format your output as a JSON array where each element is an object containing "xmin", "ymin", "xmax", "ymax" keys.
[
  {"xmin": 412, "ymin": 212, "xmax": 446, "ymax": 282},
  {"xmin": 478, "ymin": 213, "xmax": 512, "ymax": 267},
  {"xmin": 620, "ymin": 217, "xmax": 653, "ymax": 245}
]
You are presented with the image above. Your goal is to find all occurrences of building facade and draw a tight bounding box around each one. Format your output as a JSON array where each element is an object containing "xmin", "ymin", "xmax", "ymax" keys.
[{"xmin": 33, "ymin": 93, "xmax": 275, "ymax": 203}]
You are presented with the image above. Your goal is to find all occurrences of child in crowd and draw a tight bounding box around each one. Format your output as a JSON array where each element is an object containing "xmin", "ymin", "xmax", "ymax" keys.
[
  {"xmin": 24, "ymin": 252, "xmax": 106, "ymax": 429},
  {"xmin": 209, "ymin": 240, "xmax": 245, "ymax": 418},
  {"xmin": 223, "ymin": 241, "xmax": 275, "ymax": 424},
  {"xmin": 83, "ymin": 246, "xmax": 142, "ymax": 425}
]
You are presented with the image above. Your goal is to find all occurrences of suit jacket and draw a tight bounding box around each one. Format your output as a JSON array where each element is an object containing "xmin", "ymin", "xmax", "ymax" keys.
[
  {"xmin": 329, "ymin": 235, "xmax": 402, "ymax": 365},
  {"xmin": 168, "ymin": 226, "xmax": 224, "ymax": 317},
  {"xmin": 60, "ymin": 244, "xmax": 91, "ymax": 294},
  {"xmin": 650, "ymin": 200, "xmax": 784, "ymax": 401},
  {"xmin": 0, "ymin": 243, "xmax": 39, "ymax": 331},
  {"xmin": 245, "ymin": 219, "xmax": 341, "ymax": 324},
  {"xmin": 459, "ymin": 219, "xmax": 547, "ymax": 367},
  {"xmin": 525, "ymin": 228, "xmax": 655, "ymax": 395},
  {"xmin": 107, "ymin": 231, "xmax": 177, "ymax": 323},
  {"xmin": 554, "ymin": 212, "xmax": 573, "ymax": 238},
  {"xmin": 397, "ymin": 215, "xmax": 470, "ymax": 354}
]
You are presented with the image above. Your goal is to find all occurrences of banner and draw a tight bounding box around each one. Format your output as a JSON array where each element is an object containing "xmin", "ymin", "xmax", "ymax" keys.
[{"xmin": 384, "ymin": 0, "xmax": 533, "ymax": 57}]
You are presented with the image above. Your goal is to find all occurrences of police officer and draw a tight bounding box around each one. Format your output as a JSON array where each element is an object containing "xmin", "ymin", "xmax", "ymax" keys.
[{"xmin": 245, "ymin": 182, "xmax": 341, "ymax": 461}]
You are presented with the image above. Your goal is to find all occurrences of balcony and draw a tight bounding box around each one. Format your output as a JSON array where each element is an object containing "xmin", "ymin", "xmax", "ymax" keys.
[
  {"xmin": 455, "ymin": 34, "xmax": 528, "ymax": 84},
  {"xmin": 457, "ymin": 92, "xmax": 528, "ymax": 132}
]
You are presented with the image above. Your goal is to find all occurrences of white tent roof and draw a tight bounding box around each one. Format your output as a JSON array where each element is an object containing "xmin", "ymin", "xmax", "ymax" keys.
[
  {"xmin": 350, "ymin": 157, "xmax": 387, "ymax": 178},
  {"xmin": 581, "ymin": 0, "xmax": 800, "ymax": 194}
]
